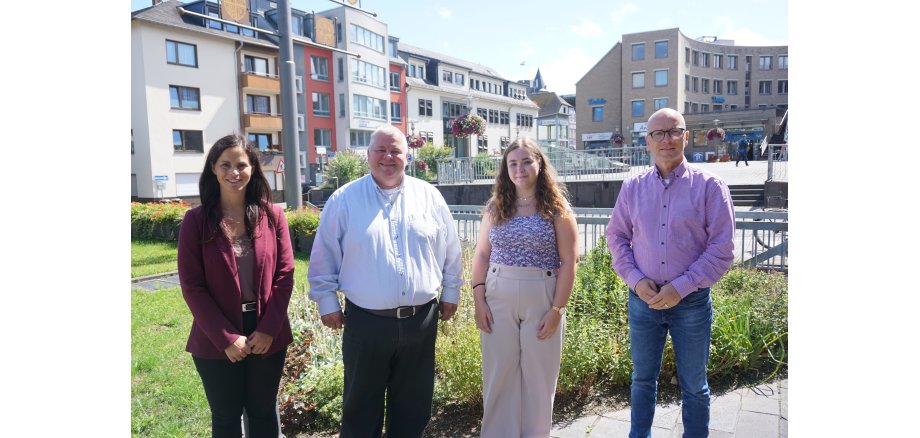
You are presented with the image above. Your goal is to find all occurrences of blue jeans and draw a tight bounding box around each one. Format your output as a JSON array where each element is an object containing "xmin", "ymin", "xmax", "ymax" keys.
[{"xmin": 628, "ymin": 288, "xmax": 713, "ymax": 438}]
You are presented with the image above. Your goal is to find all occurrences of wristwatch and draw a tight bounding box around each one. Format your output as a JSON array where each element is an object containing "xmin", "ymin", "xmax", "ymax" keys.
[{"xmin": 551, "ymin": 305, "xmax": 566, "ymax": 315}]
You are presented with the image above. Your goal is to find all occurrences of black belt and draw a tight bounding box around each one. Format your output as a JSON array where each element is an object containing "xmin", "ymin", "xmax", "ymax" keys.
[
  {"xmin": 241, "ymin": 301, "xmax": 257, "ymax": 312},
  {"xmin": 348, "ymin": 299, "xmax": 434, "ymax": 319}
]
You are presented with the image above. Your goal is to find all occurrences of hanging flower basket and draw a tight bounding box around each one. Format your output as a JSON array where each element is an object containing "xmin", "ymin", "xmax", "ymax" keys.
[
  {"xmin": 612, "ymin": 133, "xmax": 625, "ymax": 145},
  {"xmin": 450, "ymin": 113, "xmax": 486, "ymax": 138},
  {"xmin": 706, "ymin": 127, "xmax": 725, "ymax": 141},
  {"xmin": 407, "ymin": 134, "xmax": 425, "ymax": 149}
]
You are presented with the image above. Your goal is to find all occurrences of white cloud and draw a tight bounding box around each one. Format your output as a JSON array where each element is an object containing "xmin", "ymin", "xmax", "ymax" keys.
[
  {"xmin": 713, "ymin": 16, "xmax": 786, "ymax": 45},
  {"xmin": 611, "ymin": 3, "xmax": 639, "ymax": 24},
  {"xmin": 571, "ymin": 18, "xmax": 603, "ymax": 38},
  {"xmin": 519, "ymin": 43, "xmax": 535, "ymax": 59},
  {"xmin": 539, "ymin": 47, "xmax": 597, "ymax": 95},
  {"xmin": 437, "ymin": 7, "xmax": 452, "ymax": 19}
]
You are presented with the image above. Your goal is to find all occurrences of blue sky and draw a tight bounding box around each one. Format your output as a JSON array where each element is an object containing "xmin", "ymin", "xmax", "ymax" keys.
[{"xmin": 131, "ymin": 0, "xmax": 787, "ymax": 95}]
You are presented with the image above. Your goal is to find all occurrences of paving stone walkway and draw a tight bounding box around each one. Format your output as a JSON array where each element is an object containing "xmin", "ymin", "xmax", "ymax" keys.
[{"xmin": 551, "ymin": 379, "xmax": 787, "ymax": 437}]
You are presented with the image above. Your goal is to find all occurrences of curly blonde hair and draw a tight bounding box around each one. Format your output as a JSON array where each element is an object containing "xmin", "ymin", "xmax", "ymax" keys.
[{"xmin": 487, "ymin": 137, "xmax": 570, "ymax": 225}]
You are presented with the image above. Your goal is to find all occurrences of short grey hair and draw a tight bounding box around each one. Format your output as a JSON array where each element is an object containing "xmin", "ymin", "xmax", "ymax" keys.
[{"xmin": 370, "ymin": 125, "xmax": 408, "ymax": 150}]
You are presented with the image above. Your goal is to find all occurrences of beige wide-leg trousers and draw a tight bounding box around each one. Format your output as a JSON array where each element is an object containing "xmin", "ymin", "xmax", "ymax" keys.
[{"xmin": 480, "ymin": 263, "xmax": 565, "ymax": 438}]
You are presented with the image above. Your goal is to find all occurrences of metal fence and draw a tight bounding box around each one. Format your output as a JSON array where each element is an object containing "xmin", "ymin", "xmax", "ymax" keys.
[
  {"xmin": 437, "ymin": 146, "xmax": 653, "ymax": 185},
  {"xmin": 448, "ymin": 205, "xmax": 788, "ymax": 271},
  {"xmin": 765, "ymin": 143, "xmax": 789, "ymax": 182}
]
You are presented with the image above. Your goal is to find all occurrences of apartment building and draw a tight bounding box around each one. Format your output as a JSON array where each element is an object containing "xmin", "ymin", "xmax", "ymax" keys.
[
  {"xmin": 397, "ymin": 43, "xmax": 539, "ymax": 157},
  {"xmin": 528, "ymin": 91, "xmax": 576, "ymax": 150},
  {"xmin": 577, "ymin": 28, "xmax": 787, "ymax": 157}
]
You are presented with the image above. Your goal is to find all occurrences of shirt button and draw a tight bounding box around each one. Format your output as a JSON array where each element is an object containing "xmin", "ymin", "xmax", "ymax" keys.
[
  {"xmin": 402, "ymin": 292, "xmax": 406, "ymax": 295},
  {"xmin": 661, "ymin": 261, "xmax": 665, "ymax": 264},
  {"xmin": 663, "ymin": 205, "xmax": 667, "ymax": 208}
]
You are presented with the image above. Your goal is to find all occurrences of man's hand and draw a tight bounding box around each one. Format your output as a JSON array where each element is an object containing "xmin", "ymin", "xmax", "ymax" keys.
[
  {"xmin": 320, "ymin": 311, "xmax": 344, "ymax": 330},
  {"xmin": 246, "ymin": 331, "xmax": 274, "ymax": 354},
  {"xmin": 647, "ymin": 283, "xmax": 682, "ymax": 310},
  {"xmin": 439, "ymin": 301, "xmax": 458, "ymax": 321},
  {"xmin": 224, "ymin": 336, "xmax": 251, "ymax": 363},
  {"xmin": 635, "ymin": 278, "xmax": 660, "ymax": 303}
]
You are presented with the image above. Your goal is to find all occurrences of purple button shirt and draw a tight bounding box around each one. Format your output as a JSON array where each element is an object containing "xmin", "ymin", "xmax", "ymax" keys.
[{"xmin": 605, "ymin": 160, "xmax": 735, "ymax": 298}]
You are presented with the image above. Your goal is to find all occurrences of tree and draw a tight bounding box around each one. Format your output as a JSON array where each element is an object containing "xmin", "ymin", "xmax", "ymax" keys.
[
  {"xmin": 324, "ymin": 150, "xmax": 368, "ymax": 189},
  {"xmin": 416, "ymin": 143, "xmax": 453, "ymax": 180}
]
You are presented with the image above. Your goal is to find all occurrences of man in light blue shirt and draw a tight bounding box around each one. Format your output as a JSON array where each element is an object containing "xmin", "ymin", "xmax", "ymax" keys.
[{"xmin": 308, "ymin": 125, "xmax": 463, "ymax": 437}]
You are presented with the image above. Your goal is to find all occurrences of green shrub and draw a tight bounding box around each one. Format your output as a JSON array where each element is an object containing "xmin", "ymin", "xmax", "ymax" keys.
[
  {"xmin": 284, "ymin": 207, "xmax": 321, "ymax": 236},
  {"xmin": 130, "ymin": 201, "xmax": 191, "ymax": 240},
  {"xmin": 416, "ymin": 144, "xmax": 453, "ymax": 180},
  {"xmin": 324, "ymin": 150, "xmax": 368, "ymax": 189}
]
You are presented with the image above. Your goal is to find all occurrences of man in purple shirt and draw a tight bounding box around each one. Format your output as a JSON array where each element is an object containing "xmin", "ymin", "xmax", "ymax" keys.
[{"xmin": 606, "ymin": 108, "xmax": 735, "ymax": 437}]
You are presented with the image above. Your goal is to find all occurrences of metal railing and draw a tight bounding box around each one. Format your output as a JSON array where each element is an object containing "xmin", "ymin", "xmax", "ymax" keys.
[
  {"xmin": 448, "ymin": 205, "xmax": 788, "ymax": 271},
  {"xmin": 437, "ymin": 146, "xmax": 652, "ymax": 185},
  {"xmin": 765, "ymin": 143, "xmax": 789, "ymax": 182}
]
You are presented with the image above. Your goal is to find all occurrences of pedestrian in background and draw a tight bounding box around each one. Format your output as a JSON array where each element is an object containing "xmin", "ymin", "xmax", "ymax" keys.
[
  {"xmin": 307, "ymin": 125, "xmax": 463, "ymax": 437},
  {"xmin": 177, "ymin": 134, "xmax": 295, "ymax": 438},
  {"xmin": 736, "ymin": 134, "xmax": 750, "ymax": 166},
  {"xmin": 470, "ymin": 137, "xmax": 579, "ymax": 437},
  {"xmin": 606, "ymin": 108, "xmax": 735, "ymax": 438}
]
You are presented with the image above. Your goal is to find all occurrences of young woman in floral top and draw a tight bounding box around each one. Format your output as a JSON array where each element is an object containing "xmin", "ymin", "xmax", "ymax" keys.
[{"xmin": 471, "ymin": 137, "xmax": 579, "ymax": 437}]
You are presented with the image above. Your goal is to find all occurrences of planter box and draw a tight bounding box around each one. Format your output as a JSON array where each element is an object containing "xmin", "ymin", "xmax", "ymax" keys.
[{"xmin": 291, "ymin": 232, "xmax": 316, "ymax": 254}]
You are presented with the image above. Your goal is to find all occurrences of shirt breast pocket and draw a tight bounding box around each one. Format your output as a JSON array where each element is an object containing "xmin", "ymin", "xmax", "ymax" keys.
[{"xmin": 408, "ymin": 213, "xmax": 440, "ymax": 240}]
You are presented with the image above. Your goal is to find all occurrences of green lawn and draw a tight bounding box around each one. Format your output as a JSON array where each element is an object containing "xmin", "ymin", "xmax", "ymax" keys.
[{"xmin": 131, "ymin": 240, "xmax": 179, "ymax": 278}]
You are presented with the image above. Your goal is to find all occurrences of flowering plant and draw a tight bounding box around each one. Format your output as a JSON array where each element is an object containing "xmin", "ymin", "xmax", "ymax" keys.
[
  {"xmin": 450, "ymin": 113, "xmax": 486, "ymax": 138},
  {"xmin": 612, "ymin": 133, "xmax": 625, "ymax": 145},
  {"xmin": 706, "ymin": 127, "xmax": 725, "ymax": 141},
  {"xmin": 407, "ymin": 134, "xmax": 425, "ymax": 149}
]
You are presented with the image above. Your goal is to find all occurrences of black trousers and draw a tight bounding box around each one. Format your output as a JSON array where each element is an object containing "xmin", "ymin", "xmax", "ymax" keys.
[
  {"xmin": 192, "ymin": 311, "xmax": 287, "ymax": 438},
  {"xmin": 340, "ymin": 299, "xmax": 439, "ymax": 438}
]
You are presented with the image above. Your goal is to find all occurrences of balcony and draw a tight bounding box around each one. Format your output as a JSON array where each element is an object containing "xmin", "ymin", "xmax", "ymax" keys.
[
  {"xmin": 241, "ymin": 72, "xmax": 280, "ymax": 93},
  {"xmin": 243, "ymin": 113, "xmax": 283, "ymax": 131}
]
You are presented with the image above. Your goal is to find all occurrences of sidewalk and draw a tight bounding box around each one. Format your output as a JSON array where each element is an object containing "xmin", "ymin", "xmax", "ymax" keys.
[{"xmin": 551, "ymin": 379, "xmax": 787, "ymax": 437}]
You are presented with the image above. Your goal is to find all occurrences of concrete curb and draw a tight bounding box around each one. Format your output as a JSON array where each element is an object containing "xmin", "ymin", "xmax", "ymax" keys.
[{"xmin": 131, "ymin": 271, "xmax": 178, "ymax": 284}]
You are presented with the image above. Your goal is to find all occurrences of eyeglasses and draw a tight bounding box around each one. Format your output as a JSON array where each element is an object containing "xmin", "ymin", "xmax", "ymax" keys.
[{"xmin": 647, "ymin": 127, "xmax": 686, "ymax": 142}]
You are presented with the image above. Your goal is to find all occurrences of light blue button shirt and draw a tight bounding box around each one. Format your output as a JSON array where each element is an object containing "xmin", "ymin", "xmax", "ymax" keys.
[{"xmin": 307, "ymin": 174, "xmax": 463, "ymax": 316}]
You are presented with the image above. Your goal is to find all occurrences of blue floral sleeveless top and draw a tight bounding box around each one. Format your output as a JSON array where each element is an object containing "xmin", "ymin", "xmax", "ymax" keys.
[{"xmin": 489, "ymin": 213, "xmax": 561, "ymax": 269}]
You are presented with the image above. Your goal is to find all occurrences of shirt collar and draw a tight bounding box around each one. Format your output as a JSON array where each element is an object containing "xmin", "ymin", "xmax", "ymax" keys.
[{"xmin": 655, "ymin": 158, "xmax": 689, "ymax": 181}]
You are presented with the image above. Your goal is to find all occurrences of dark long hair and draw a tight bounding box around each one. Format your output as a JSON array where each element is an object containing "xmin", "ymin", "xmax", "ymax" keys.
[
  {"xmin": 487, "ymin": 137, "xmax": 570, "ymax": 225},
  {"xmin": 198, "ymin": 134, "xmax": 276, "ymax": 242}
]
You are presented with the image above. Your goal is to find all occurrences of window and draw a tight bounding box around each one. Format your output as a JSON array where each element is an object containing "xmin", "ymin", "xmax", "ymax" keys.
[
  {"xmin": 632, "ymin": 72, "xmax": 645, "ymax": 88},
  {"xmin": 778, "ymin": 80, "xmax": 788, "ymax": 94},
  {"xmin": 713, "ymin": 54, "xmax": 722, "ymax": 69},
  {"xmin": 390, "ymin": 72, "xmax": 401, "ymax": 91},
  {"xmin": 391, "ymin": 102, "xmax": 402, "ymax": 122},
  {"xmin": 500, "ymin": 137, "xmax": 510, "ymax": 148},
  {"xmin": 419, "ymin": 99, "xmax": 432, "ymax": 117},
  {"xmin": 247, "ymin": 95, "xmax": 270, "ymax": 114},
  {"xmin": 314, "ymin": 128, "xmax": 332, "ymax": 147},
  {"xmin": 173, "ymin": 129, "xmax": 203, "ymax": 152},
  {"xmin": 388, "ymin": 39, "xmax": 398, "ymax": 58},
  {"xmin": 353, "ymin": 95, "xmax": 387, "ymax": 120},
  {"xmin": 713, "ymin": 80, "xmax": 723, "ymax": 95},
  {"xmin": 692, "ymin": 50, "xmax": 699, "ymax": 66},
  {"xmin": 297, "ymin": 114, "xmax": 305, "ymax": 131},
  {"xmin": 454, "ymin": 73, "xmax": 465, "ymax": 86},
  {"xmin": 166, "ymin": 40, "xmax": 197, "ymax": 67},
  {"xmin": 350, "ymin": 130, "xmax": 373, "ymax": 147},
  {"xmin": 338, "ymin": 58, "xmax": 344, "ymax": 81},
  {"xmin": 655, "ymin": 40, "xmax": 668, "ymax": 58},
  {"xmin": 632, "ymin": 43, "xmax": 645, "ymax": 61},
  {"xmin": 713, "ymin": 104, "xmax": 723, "ymax": 111},
  {"xmin": 701, "ymin": 104, "xmax": 709, "ymax": 112},
  {"xmin": 245, "ymin": 55, "xmax": 269, "ymax": 76},
  {"xmin": 727, "ymin": 55, "xmax": 738, "ymax": 70},
  {"xmin": 685, "ymin": 74, "xmax": 690, "ymax": 91},
  {"xmin": 295, "ymin": 76, "xmax": 303, "ymax": 93},
  {"xmin": 488, "ymin": 109, "xmax": 497, "ymax": 124},
  {"xmin": 691, "ymin": 103, "xmax": 698, "ymax": 113},
  {"xmin": 631, "ymin": 100, "xmax": 644, "ymax": 117},
  {"xmin": 684, "ymin": 101, "xmax": 691, "ymax": 113},
  {"xmin": 477, "ymin": 135, "xmax": 488, "ymax": 153},
  {"xmin": 702, "ymin": 78, "xmax": 709, "ymax": 94},
  {"xmin": 312, "ymin": 92, "xmax": 330, "ymax": 116},
  {"xmin": 339, "ymin": 94, "xmax": 345, "ymax": 117},
  {"xmin": 248, "ymin": 133, "xmax": 270, "ymax": 150},
  {"xmin": 419, "ymin": 131, "xmax": 434, "ymax": 142},
  {"xmin": 778, "ymin": 55, "xmax": 788, "ymax": 70},
  {"xmin": 702, "ymin": 52, "xmax": 710, "ymax": 68},
  {"xmin": 727, "ymin": 80, "xmax": 738, "ymax": 95},
  {"xmin": 685, "ymin": 47, "xmax": 691, "ymax": 64},
  {"xmin": 591, "ymin": 106, "xmax": 604, "ymax": 122},
  {"xmin": 349, "ymin": 24, "xmax": 384, "ymax": 52},
  {"xmin": 759, "ymin": 80, "xmax": 772, "ymax": 95},
  {"xmin": 760, "ymin": 56, "xmax": 773, "ymax": 70},
  {"xmin": 442, "ymin": 70, "xmax": 453, "ymax": 83},
  {"xmin": 350, "ymin": 59, "xmax": 387, "ymax": 88},
  {"xmin": 692, "ymin": 77, "xmax": 698, "ymax": 92},
  {"xmin": 515, "ymin": 114, "xmax": 533, "ymax": 127},
  {"xmin": 500, "ymin": 111, "xmax": 509, "ymax": 125},
  {"xmin": 169, "ymin": 85, "xmax": 200, "ymax": 110},
  {"xmin": 336, "ymin": 22, "xmax": 342, "ymax": 42},
  {"xmin": 654, "ymin": 98, "xmax": 668, "ymax": 110},
  {"xmin": 655, "ymin": 69, "xmax": 668, "ymax": 87},
  {"xmin": 478, "ymin": 108, "xmax": 488, "ymax": 119},
  {"xmin": 730, "ymin": 104, "xmax": 738, "ymax": 110},
  {"xmin": 310, "ymin": 56, "xmax": 328, "ymax": 81}
]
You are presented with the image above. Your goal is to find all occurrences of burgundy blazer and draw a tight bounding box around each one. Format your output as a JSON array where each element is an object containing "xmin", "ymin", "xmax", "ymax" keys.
[{"xmin": 177, "ymin": 204, "xmax": 295, "ymax": 360}]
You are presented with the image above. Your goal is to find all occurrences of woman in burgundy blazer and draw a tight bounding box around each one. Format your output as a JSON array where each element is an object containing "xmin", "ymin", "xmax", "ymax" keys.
[{"xmin": 177, "ymin": 134, "xmax": 295, "ymax": 438}]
